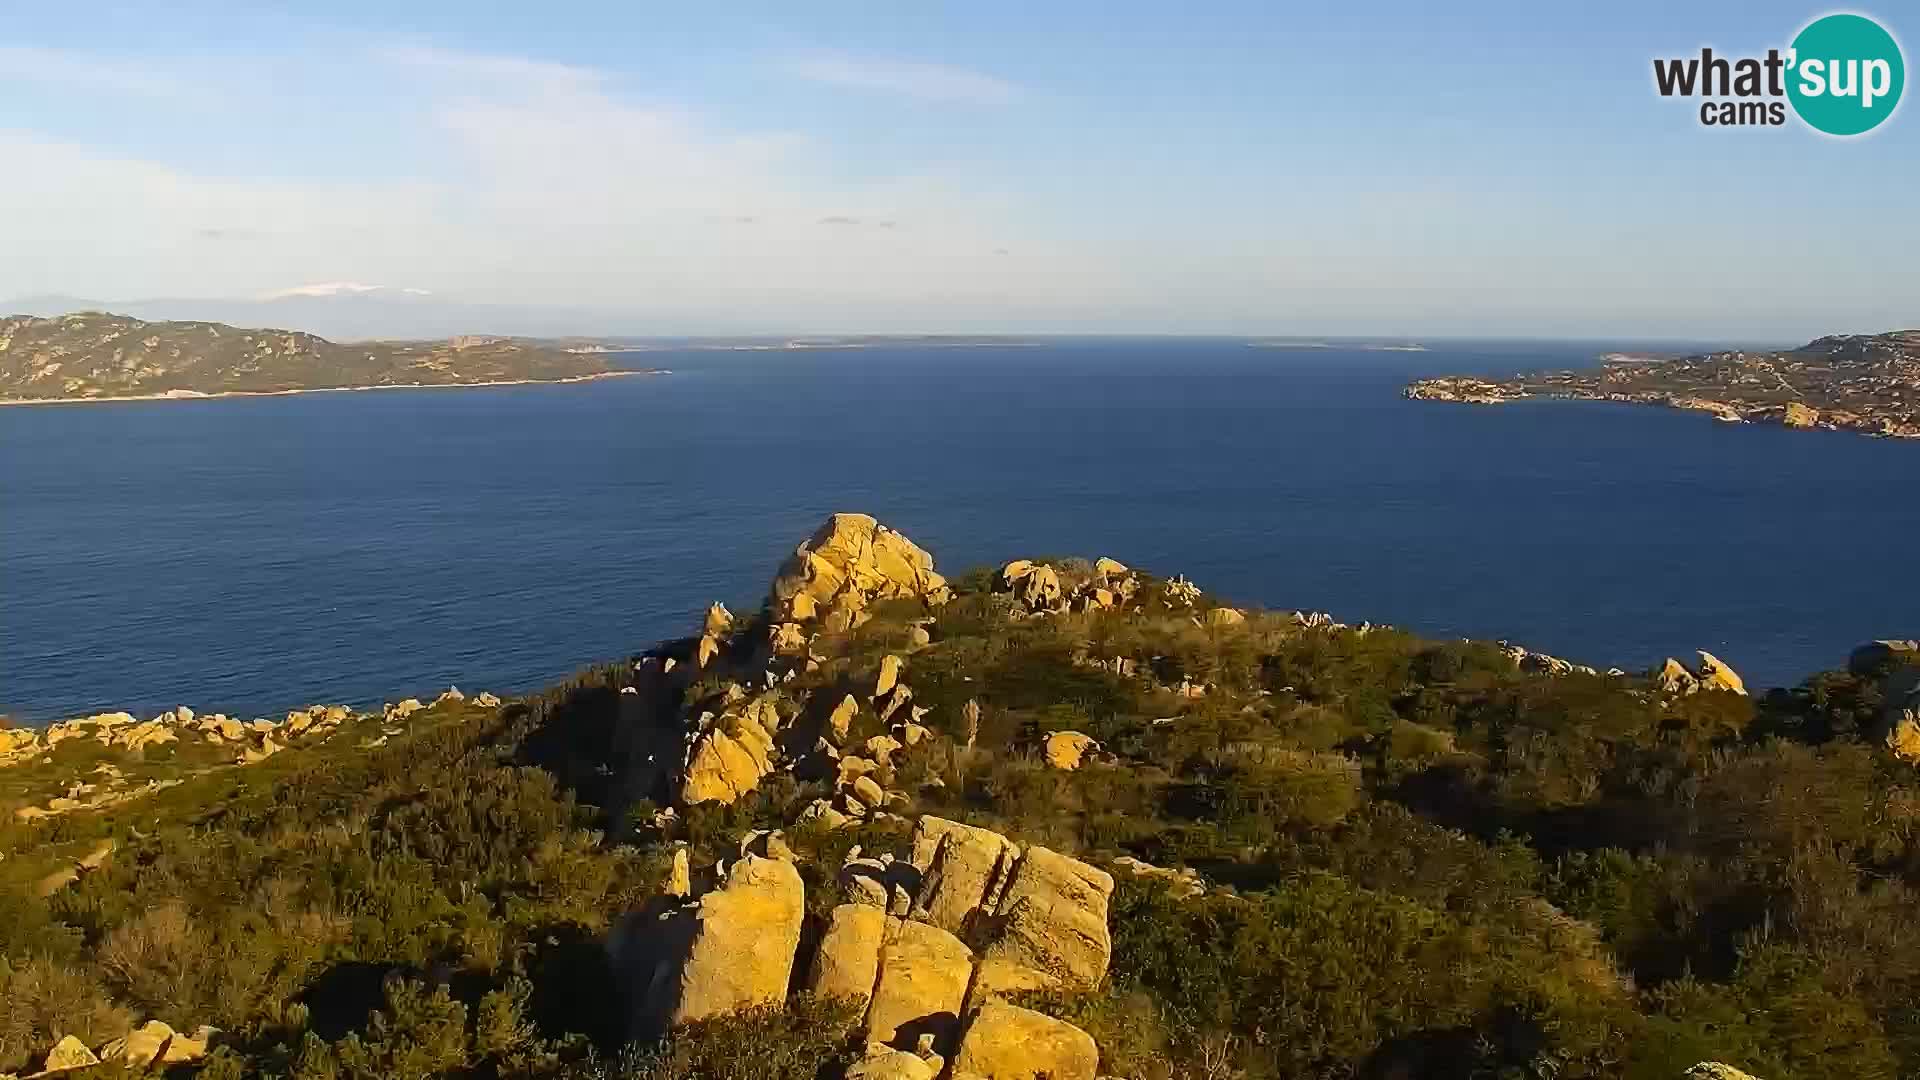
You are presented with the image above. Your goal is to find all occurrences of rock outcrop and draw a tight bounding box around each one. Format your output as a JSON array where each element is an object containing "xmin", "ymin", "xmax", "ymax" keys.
[
  {"xmin": 769, "ymin": 513, "xmax": 951, "ymax": 629},
  {"xmin": 637, "ymin": 809, "xmax": 1108, "ymax": 1070},
  {"xmin": 1655, "ymin": 651, "xmax": 1748, "ymax": 696},
  {"xmin": 679, "ymin": 692, "xmax": 781, "ymax": 805},
  {"xmin": 999, "ymin": 561, "xmax": 1064, "ymax": 614}
]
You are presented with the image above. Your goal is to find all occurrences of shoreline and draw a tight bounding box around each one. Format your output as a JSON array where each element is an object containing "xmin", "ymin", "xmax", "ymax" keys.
[
  {"xmin": 0, "ymin": 368, "xmax": 665, "ymax": 408},
  {"xmin": 1404, "ymin": 382, "xmax": 1920, "ymax": 440}
]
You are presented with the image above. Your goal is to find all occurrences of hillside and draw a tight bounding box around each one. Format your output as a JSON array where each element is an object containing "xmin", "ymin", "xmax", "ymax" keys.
[
  {"xmin": 4, "ymin": 514, "xmax": 1919, "ymax": 1079},
  {"xmin": 1406, "ymin": 332, "xmax": 1920, "ymax": 439},
  {"xmin": 0, "ymin": 312, "xmax": 631, "ymax": 403}
]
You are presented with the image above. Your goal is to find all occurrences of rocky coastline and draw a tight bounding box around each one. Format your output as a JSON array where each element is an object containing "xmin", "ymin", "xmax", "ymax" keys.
[{"xmin": 1405, "ymin": 331, "xmax": 1920, "ymax": 439}]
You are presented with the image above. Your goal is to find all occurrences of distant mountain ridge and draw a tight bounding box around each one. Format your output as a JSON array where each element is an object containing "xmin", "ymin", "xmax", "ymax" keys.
[{"xmin": 0, "ymin": 311, "xmax": 628, "ymax": 403}]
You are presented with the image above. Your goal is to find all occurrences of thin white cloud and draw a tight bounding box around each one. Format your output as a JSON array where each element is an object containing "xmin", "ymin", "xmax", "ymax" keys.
[
  {"xmin": 374, "ymin": 43, "xmax": 603, "ymax": 96},
  {"xmin": 261, "ymin": 282, "xmax": 390, "ymax": 299},
  {"xmin": 0, "ymin": 45, "xmax": 190, "ymax": 98},
  {"xmin": 787, "ymin": 52, "xmax": 1020, "ymax": 104}
]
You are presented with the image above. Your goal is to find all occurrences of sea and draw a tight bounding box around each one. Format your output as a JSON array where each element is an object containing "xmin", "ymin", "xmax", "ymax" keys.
[{"xmin": 3, "ymin": 338, "xmax": 1915, "ymax": 724}]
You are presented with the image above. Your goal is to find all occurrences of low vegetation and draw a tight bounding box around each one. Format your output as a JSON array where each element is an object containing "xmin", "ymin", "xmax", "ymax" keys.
[{"xmin": 4, "ymin": 557, "xmax": 1918, "ymax": 1079}]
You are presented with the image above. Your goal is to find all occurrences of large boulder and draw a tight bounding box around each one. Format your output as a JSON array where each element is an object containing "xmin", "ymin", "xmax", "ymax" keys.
[
  {"xmin": 769, "ymin": 514, "xmax": 951, "ymax": 625},
  {"xmin": 973, "ymin": 846, "xmax": 1115, "ymax": 994},
  {"xmin": 807, "ymin": 903, "xmax": 888, "ymax": 1006},
  {"xmin": 40, "ymin": 1034, "xmax": 101, "ymax": 1072},
  {"xmin": 1695, "ymin": 651, "xmax": 1746, "ymax": 695},
  {"xmin": 1203, "ymin": 606, "xmax": 1246, "ymax": 628},
  {"xmin": 99, "ymin": 1019, "xmax": 178, "ymax": 1067},
  {"xmin": 998, "ymin": 561, "xmax": 1064, "ymax": 613},
  {"xmin": 1043, "ymin": 731, "xmax": 1097, "ymax": 771},
  {"xmin": 680, "ymin": 696, "xmax": 780, "ymax": 805},
  {"xmin": 864, "ymin": 917, "xmax": 975, "ymax": 1054},
  {"xmin": 951, "ymin": 1000, "xmax": 1099, "ymax": 1080},
  {"xmin": 659, "ymin": 855, "xmax": 806, "ymax": 1026},
  {"xmin": 910, "ymin": 816, "xmax": 1022, "ymax": 938}
]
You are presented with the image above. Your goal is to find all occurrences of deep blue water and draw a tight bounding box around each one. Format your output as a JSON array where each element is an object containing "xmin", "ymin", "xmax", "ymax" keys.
[{"xmin": 3, "ymin": 338, "xmax": 1915, "ymax": 723}]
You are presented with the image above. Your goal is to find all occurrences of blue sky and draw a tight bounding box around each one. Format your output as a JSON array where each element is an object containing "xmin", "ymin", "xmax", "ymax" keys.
[{"xmin": 1, "ymin": 0, "xmax": 1915, "ymax": 338}]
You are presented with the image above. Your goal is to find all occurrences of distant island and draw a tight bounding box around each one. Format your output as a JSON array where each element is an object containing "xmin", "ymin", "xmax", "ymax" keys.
[
  {"xmin": 1405, "ymin": 331, "xmax": 1920, "ymax": 439},
  {"xmin": 0, "ymin": 312, "xmax": 659, "ymax": 404},
  {"xmin": 1248, "ymin": 340, "xmax": 1428, "ymax": 352}
]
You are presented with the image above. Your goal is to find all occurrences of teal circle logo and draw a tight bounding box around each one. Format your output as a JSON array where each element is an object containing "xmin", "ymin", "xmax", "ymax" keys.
[{"xmin": 1787, "ymin": 13, "xmax": 1905, "ymax": 136}]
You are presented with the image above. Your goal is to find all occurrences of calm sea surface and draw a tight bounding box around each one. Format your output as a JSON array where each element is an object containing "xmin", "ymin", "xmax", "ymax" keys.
[{"xmin": 3, "ymin": 339, "xmax": 1914, "ymax": 723}]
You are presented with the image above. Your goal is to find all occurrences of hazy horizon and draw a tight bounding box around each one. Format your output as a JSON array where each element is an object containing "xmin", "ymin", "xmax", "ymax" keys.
[{"xmin": 5, "ymin": 1, "xmax": 1916, "ymax": 340}]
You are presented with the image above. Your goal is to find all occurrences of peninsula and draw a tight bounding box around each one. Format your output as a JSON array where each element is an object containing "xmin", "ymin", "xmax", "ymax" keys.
[
  {"xmin": 0, "ymin": 311, "xmax": 653, "ymax": 404},
  {"xmin": 1405, "ymin": 331, "xmax": 1920, "ymax": 438}
]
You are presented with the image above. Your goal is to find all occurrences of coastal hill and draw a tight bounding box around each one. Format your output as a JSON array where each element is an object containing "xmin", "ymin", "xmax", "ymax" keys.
[
  {"xmin": 3, "ymin": 514, "xmax": 1918, "ymax": 1078},
  {"xmin": 0, "ymin": 312, "xmax": 633, "ymax": 403},
  {"xmin": 1406, "ymin": 331, "xmax": 1920, "ymax": 439}
]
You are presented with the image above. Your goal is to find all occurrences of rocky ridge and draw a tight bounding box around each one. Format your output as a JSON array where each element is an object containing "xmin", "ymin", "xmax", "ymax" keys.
[{"xmin": 602, "ymin": 512, "xmax": 1799, "ymax": 1079}]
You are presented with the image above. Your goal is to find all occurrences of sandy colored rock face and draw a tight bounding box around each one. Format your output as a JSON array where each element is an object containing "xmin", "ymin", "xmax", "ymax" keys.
[
  {"xmin": 876, "ymin": 654, "xmax": 904, "ymax": 698},
  {"xmin": 999, "ymin": 562, "xmax": 1063, "ymax": 613},
  {"xmin": 1093, "ymin": 556, "xmax": 1129, "ymax": 577},
  {"xmin": 951, "ymin": 1000, "xmax": 1099, "ymax": 1080},
  {"xmin": 910, "ymin": 816, "xmax": 1022, "ymax": 937},
  {"xmin": 807, "ymin": 903, "xmax": 889, "ymax": 1006},
  {"xmin": 102, "ymin": 1019, "xmax": 177, "ymax": 1067},
  {"xmin": 1204, "ymin": 606, "xmax": 1246, "ymax": 627},
  {"xmin": 847, "ymin": 1048, "xmax": 939, "ymax": 1080},
  {"xmin": 770, "ymin": 622, "xmax": 810, "ymax": 656},
  {"xmin": 1782, "ymin": 402, "xmax": 1820, "ymax": 428},
  {"xmin": 769, "ymin": 514, "xmax": 951, "ymax": 625},
  {"xmin": 667, "ymin": 855, "xmax": 806, "ymax": 1026},
  {"xmin": 1887, "ymin": 710, "xmax": 1920, "ymax": 763},
  {"xmin": 160, "ymin": 1025, "xmax": 216, "ymax": 1063},
  {"xmin": 704, "ymin": 601, "xmax": 734, "ymax": 637},
  {"xmin": 1043, "ymin": 731, "xmax": 1097, "ymax": 771},
  {"xmin": 1684, "ymin": 1064, "xmax": 1763, "ymax": 1080},
  {"xmin": 975, "ymin": 846, "xmax": 1114, "ymax": 993},
  {"xmin": 680, "ymin": 699, "xmax": 778, "ymax": 805},
  {"xmin": 865, "ymin": 917, "xmax": 975, "ymax": 1053},
  {"xmin": 1695, "ymin": 651, "xmax": 1747, "ymax": 695},
  {"xmin": 828, "ymin": 694, "xmax": 860, "ymax": 742},
  {"xmin": 0, "ymin": 726, "xmax": 42, "ymax": 758},
  {"xmin": 42, "ymin": 1033, "xmax": 101, "ymax": 1071}
]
